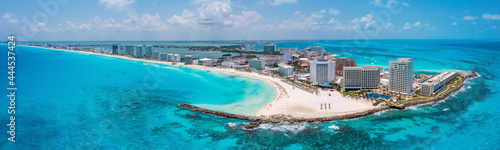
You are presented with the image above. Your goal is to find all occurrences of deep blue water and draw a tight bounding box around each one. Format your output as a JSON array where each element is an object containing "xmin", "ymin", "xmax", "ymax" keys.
[{"xmin": 1, "ymin": 39, "xmax": 499, "ymax": 149}]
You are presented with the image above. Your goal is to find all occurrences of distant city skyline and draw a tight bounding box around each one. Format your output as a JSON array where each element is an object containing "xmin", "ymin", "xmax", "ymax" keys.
[{"xmin": 1, "ymin": 0, "xmax": 499, "ymax": 41}]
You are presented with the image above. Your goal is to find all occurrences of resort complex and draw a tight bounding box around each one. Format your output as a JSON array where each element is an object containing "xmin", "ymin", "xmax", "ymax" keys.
[{"xmin": 22, "ymin": 42, "xmax": 477, "ymax": 127}]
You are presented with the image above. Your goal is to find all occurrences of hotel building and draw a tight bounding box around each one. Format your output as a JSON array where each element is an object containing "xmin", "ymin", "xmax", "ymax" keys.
[
  {"xmin": 343, "ymin": 66, "xmax": 380, "ymax": 89},
  {"xmin": 167, "ymin": 54, "xmax": 174, "ymax": 62},
  {"xmin": 144, "ymin": 45, "xmax": 153, "ymax": 58},
  {"xmin": 185, "ymin": 55, "xmax": 193, "ymax": 64},
  {"xmin": 249, "ymin": 60, "xmax": 264, "ymax": 70},
  {"xmin": 173, "ymin": 54, "xmax": 181, "ymax": 62},
  {"xmin": 421, "ymin": 72, "xmax": 457, "ymax": 95},
  {"xmin": 333, "ymin": 57, "xmax": 356, "ymax": 75},
  {"xmin": 125, "ymin": 45, "xmax": 135, "ymax": 56},
  {"xmin": 159, "ymin": 53, "xmax": 167, "ymax": 61},
  {"xmin": 133, "ymin": 45, "xmax": 144, "ymax": 58},
  {"xmin": 278, "ymin": 64, "xmax": 294, "ymax": 77},
  {"xmin": 263, "ymin": 44, "xmax": 276, "ymax": 52},
  {"xmin": 307, "ymin": 45, "xmax": 326, "ymax": 56},
  {"xmin": 389, "ymin": 58, "xmax": 414, "ymax": 94},
  {"xmin": 309, "ymin": 59, "xmax": 336, "ymax": 85},
  {"xmin": 112, "ymin": 44, "xmax": 120, "ymax": 55}
]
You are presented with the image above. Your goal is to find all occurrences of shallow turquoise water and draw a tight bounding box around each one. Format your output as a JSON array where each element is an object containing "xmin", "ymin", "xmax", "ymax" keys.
[{"xmin": 1, "ymin": 39, "xmax": 499, "ymax": 149}]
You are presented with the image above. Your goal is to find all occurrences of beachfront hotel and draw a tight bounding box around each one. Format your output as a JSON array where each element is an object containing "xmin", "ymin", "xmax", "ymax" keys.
[
  {"xmin": 144, "ymin": 45, "xmax": 153, "ymax": 58},
  {"xmin": 159, "ymin": 53, "xmax": 167, "ymax": 61},
  {"xmin": 134, "ymin": 45, "xmax": 144, "ymax": 58},
  {"xmin": 278, "ymin": 64, "xmax": 294, "ymax": 77},
  {"xmin": 112, "ymin": 44, "xmax": 120, "ymax": 55},
  {"xmin": 343, "ymin": 66, "xmax": 381, "ymax": 90},
  {"xmin": 389, "ymin": 58, "xmax": 414, "ymax": 94},
  {"xmin": 173, "ymin": 54, "xmax": 181, "ymax": 62},
  {"xmin": 263, "ymin": 44, "xmax": 276, "ymax": 52},
  {"xmin": 421, "ymin": 72, "xmax": 457, "ymax": 95},
  {"xmin": 309, "ymin": 59, "xmax": 336, "ymax": 85},
  {"xmin": 249, "ymin": 59, "xmax": 264, "ymax": 69},
  {"xmin": 125, "ymin": 45, "xmax": 135, "ymax": 56},
  {"xmin": 307, "ymin": 45, "xmax": 326, "ymax": 56},
  {"xmin": 185, "ymin": 55, "xmax": 193, "ymax": 64},
  {"xmin": 334, "ymin": 57, "xmax": 357, "ymax": 75}
]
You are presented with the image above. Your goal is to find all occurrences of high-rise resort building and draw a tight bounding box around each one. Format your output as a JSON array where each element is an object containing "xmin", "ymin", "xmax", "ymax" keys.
[
  {"xmin": 278, "ymin": 64, "xmax": 294, "ymax": 77},
  {"xmin": 309, "ymin": 59, "xmax": 336, "ymax": 85},
  {"xmin": 307, "ymin": 45, "xmax": 326, "ymax": 56},
  {"xmin": 249, "ymin": 60, "xmax": 264, "ymax": 70},
  {"xmin": 184, "ymin": 55, "xmax": 193, "ymax": 64},
  {"xmin": 134, "ymin": 45, "xmax": 144, "ymax": 58},
  {"xmin": 144, "ymin": 45, "xmax": 153, "ymax": 58},
  {"xmin": 167, "ymin": 54, "xmax": 174, "ymax": 62},
  {"xmin": 173, "ymin": 54, "xmax": 181, "ymax": 62},
  {"xmin": 159, "ymin": 53, "xmax": 167, "ymax": 61},
  {"xmin": 343, "ymin": 66, "xmax": 381, "ymax": 90},
  {"xmin": 421, "ymin": 72, "xmax": 457, "ymax": 95},
  {"xmin": 125, "ymin": 45, "xmax": 135, "ymax": 56},
  {"xmin": 389, "ymin": 58, "xmax": 414, "ymax": 94},
  {"xmin": 112, "ymin": 44, "xmax": 120, "ymax": 55},
  {"xmin": 119, "ymin": 45, "xmax": 126, "ymax": 55},
  {"xmin": 263, "ymin": 44, "xmax": 276, "ymax": 52},
  {"xmin": 153, "ymin": 51, "xmax": 160, "ymax": 60},
  {"xmin": 333, "ymin": 57, "xmax": 356, "ymax": 75}
]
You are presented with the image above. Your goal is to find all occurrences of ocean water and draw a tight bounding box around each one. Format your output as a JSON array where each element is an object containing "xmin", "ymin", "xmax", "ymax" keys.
[{"xmin": 1, "ymin": 39, "xmax": 499, "ymax": 149}]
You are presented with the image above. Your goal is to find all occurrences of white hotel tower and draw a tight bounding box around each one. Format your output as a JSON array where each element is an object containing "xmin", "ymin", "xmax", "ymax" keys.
[
  {"xmin": 389, "ymin": 58, "xmax": 414, "ymax": 94},
  {"xmin": 309, "ymin": 59, "xmax": 336, "ymax": 85}
]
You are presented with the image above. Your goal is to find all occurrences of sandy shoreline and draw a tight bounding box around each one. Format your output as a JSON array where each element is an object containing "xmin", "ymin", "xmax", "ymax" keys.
[{"xmin": 27, "ymin": 45, "xmax": 379, "ymax": 118}]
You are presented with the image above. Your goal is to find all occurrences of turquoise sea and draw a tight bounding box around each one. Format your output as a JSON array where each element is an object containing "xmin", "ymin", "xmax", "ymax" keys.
[{"xmin": 1, "ymin": 39, "xmax": 499, "ymax": 149}]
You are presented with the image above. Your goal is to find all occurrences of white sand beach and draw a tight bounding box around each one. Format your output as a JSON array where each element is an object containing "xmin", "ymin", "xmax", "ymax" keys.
[{"xmin": 32, "ymin": 46, "xmax": 379, "ymax": 118}]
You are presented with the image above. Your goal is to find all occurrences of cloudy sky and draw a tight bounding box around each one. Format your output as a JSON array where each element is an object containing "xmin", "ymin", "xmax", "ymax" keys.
[{"xmin": 1, "ymin": 0, "xmax": 499, "ymax": 41}]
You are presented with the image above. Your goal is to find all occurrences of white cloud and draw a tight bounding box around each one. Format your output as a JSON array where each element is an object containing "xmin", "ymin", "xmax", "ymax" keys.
[
  {"xmin": 403, "ymin": 22, "xmax": 411, "ymax": 30},
  {"xmin": 168, "ymin": 0, "xmax": 262, "ymax": 29},
  {"xmin": 2, "ymin": 12, "xmax": 18, "ymax": 24},
  {"xmin": 311, "ymin": 8, "xmax": 340, "ymax": 18},
  {"xmin": 482, "ymin": 13, "xmax": 500, "ymax": 20},
  {"xmin": 370, "ymin": 0, "xmax": 409, "ymax": 8},
  {"xmin": 267, "ymin": 0, "xmax": 298, "ymax": 6},
  {"xmin": 414, "ymin": 21, "xmax": 421, "ymax": 27},
  {"xmin": 293, "ymin": 11, "xmax": 301, "ymax": 15},
  {"xmin": 383, "ymin": 23, "xmax": 394, "ymax": 28},
  {"xmin": 463, "ymin": 16, "xmax": 477, "ymax": 20},
  {"xmin": 3, "ymin": 12, "xmax": 14, "ymax": 19},
  {"xmin": 360, "ymin": 14, "xmax": 373, "ymax": 22},
  {"xmin": 99, "ymin": 0, "xmax": 135, "ymax": 11},
  {"xmin": 450, "ymin": 22, "xmax": 457, "ymax": 26}
]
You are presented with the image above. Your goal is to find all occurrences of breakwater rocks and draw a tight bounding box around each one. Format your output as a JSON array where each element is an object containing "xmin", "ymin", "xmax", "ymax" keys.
[
  {"xmin": 179, "ymin": 71, "xmax": 477, "ymax": 129},
  {"xmin": 179, "ymin": 103, "xmax": 390, "ymax": 129}
]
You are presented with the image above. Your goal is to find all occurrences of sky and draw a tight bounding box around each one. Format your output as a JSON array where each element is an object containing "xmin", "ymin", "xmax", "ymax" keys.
[{"xmin": 1, "ymin": 0, "xmax": 499, "ymax": 41}]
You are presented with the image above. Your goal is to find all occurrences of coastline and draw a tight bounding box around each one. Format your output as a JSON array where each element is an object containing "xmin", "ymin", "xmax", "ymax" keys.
[{"xmin": 21, "ymin": 45, "xmax": 477, "ymax": 122}]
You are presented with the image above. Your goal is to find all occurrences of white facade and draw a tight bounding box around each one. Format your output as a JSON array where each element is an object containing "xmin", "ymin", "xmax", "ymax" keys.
[
  {"xmin": 278, "ymin": 64, "xmax": 294, "ymax": 77},
  {"xmin": 173, "ymin": 54, "xmax": 181, "ymax": 62},
  {"xmin": 343, "ymin": 66, "xmax": 380, "ymax": 89},
  {"xmin": 308, "ymin": 46, "xmax": 326, "ymax": 56},
  {"xmin": 309, "ymin": 59, "xmax": 336, "ymax": 85},
  {"xmin": 421, "ymin": 72, "xmax": 457, "ymax": 95},
  {"xmin": 167, "ymin": 54, "xmax": 174, "ymax": 62},
  {"xmin": 389, "ymin": 58, "xmax": 414, "ymax": 94}
]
